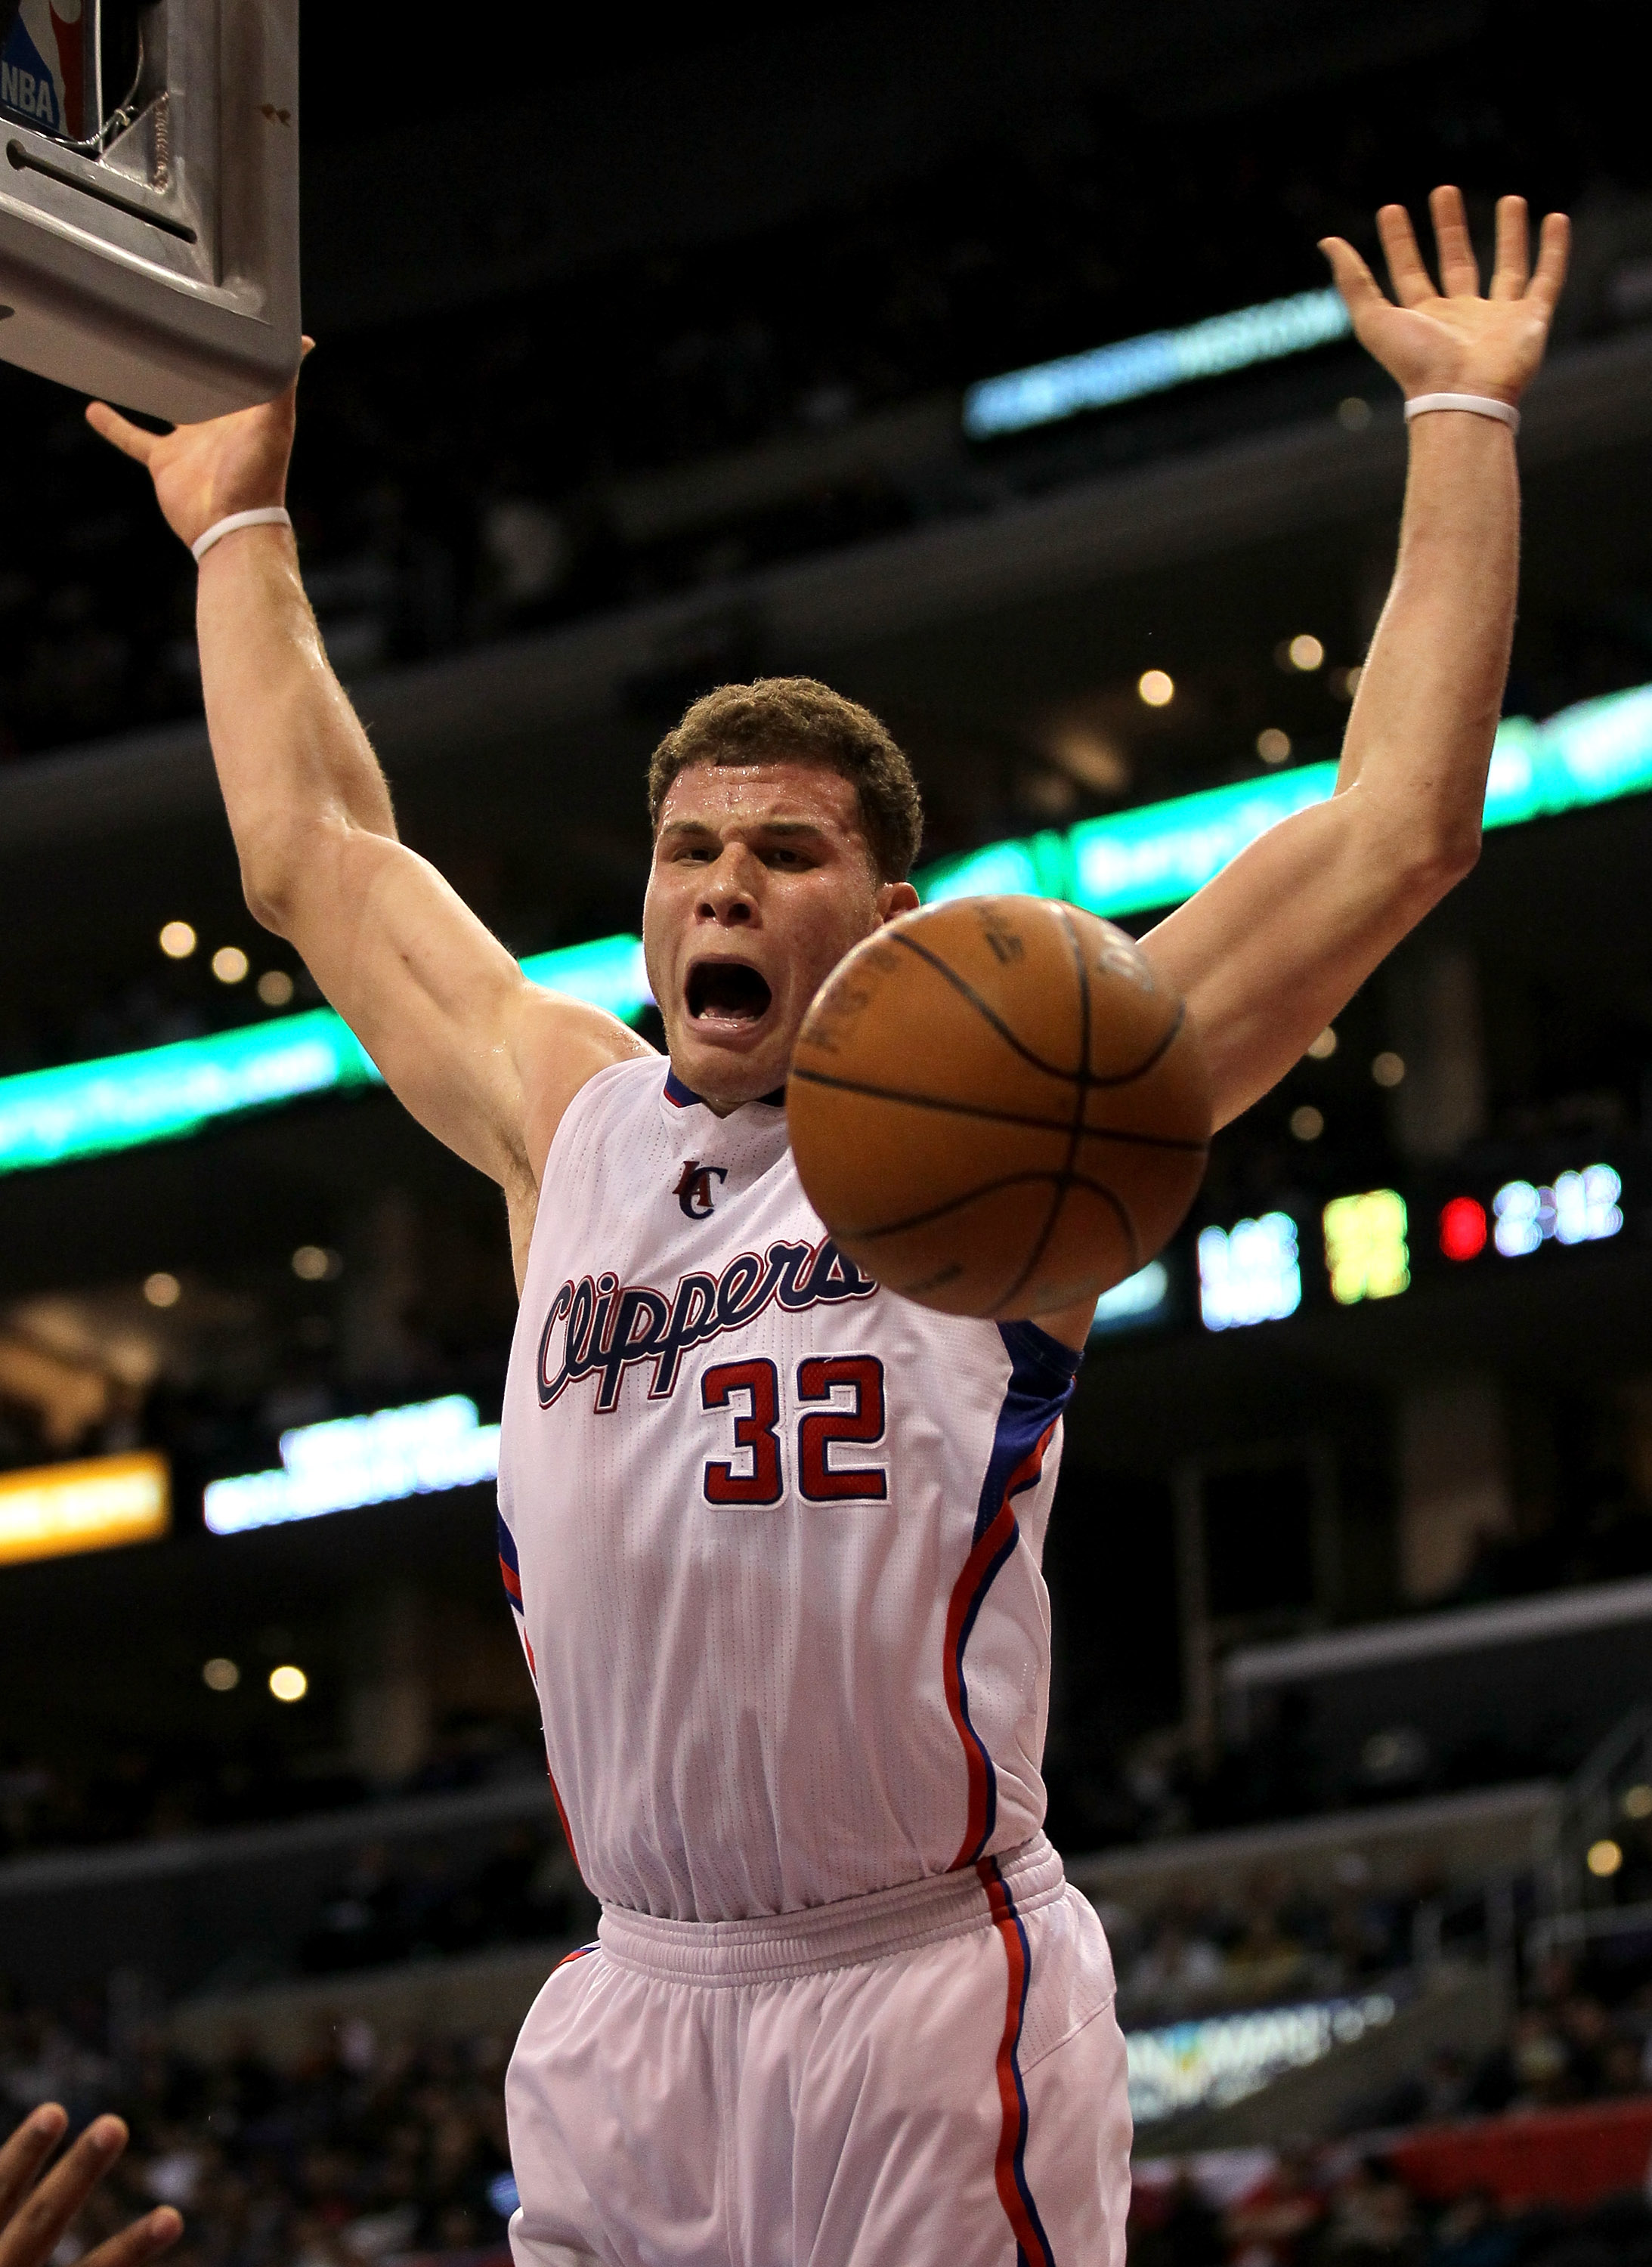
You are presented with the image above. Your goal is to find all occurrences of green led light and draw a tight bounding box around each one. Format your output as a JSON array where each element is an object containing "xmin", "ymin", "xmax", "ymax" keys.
[
  {"xmin": 0, "ymin": 1011, "xmax": 380, "ymax": 1175},
  {"xmin": 1482, "ymin": 683, "xmax": 1652, "ymax": 826},
  {"xmin": 518, "ymin": 932, "xmax": 650, "ymax": 1021},
  {"xmin": 0, "ymin": 936, "xmax": 653, "ymax": 1177},
  {"xmin": 917, "ymin": 681, "xmax": 1652, "ymax": 917},
  {"xmin": 923, "ymin": 765, "xmax": 1341, "ymax": 920},
  {"xmin": 3, "ymin": 681, "xmax": 1651, "ymax": 1177}
]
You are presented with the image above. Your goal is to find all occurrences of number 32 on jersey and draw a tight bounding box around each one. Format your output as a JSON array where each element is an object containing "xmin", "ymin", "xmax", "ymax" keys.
[{"xmin": 700, "ymin": 1355, "xmax": 887, "ymax": 1508}]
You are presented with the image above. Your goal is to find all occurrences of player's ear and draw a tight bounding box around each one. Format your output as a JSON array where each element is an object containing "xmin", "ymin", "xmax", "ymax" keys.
[{"xmin": 877, "ymin": 880, "xmax": 920, "ymax": 923}]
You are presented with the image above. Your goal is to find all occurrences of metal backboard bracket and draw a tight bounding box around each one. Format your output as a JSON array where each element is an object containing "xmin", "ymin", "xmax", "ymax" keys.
[{"xmin": 0, "ymin": 0, "xmax": 299, "ymax": 422}]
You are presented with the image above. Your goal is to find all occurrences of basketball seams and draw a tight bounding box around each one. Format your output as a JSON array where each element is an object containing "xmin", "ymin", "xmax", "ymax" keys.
[
  {"xmin": 841, "ymin": 1167, "xmax": 1133, "ymax": 1245},
  {"xmin": 786, "ymin": 1069, "xmax": 1208, "ymax": 1154},
  {"xmin": 988, "ymin": 905, "xmax": 1113, "ymax": 1314},
  {"xmin": 1097, "ymin": 993, "xmax": 1188, "ymax": 1092},
  {"xmin": 886, "ymin": 931, "xmax": 1078, "ymax": 1081},
  {"xmin": 790, "ymin": 895, "xmax": 1211, "ymax": 1320},
  {"xmin": 877, "ymin": 919, "xmax": 1184, "ymax": 1090}
]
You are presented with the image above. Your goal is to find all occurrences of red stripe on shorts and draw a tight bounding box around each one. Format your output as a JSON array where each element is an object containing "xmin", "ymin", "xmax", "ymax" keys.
[{"xmin": 980, "ymin": 1857, "xmax": 1056, "ymax": 2267}]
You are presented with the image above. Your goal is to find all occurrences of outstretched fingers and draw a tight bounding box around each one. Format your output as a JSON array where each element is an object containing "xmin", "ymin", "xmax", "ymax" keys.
[
  {"xmin": 1490, "ymin": 195, "xmax": 1530, "ymax": 300},
  {"xmin": 83, "ymin": 401, "xmax": 161, "ymax": 465},
  {"xmin": 1319, "ymin": 235, "xmax": 1389, "ymax": 320},
  {"xmin": 1527, "ymin": 209, "xmax": 1571, "ymax": 312},
  {"xmin": 78, "ymin": 2208, "xmax": 183, "ymax": 2267},
  {"xmin": 1428, "ymin": 184, "xmax": 1480, "ymax": 298},
  {"xmin": 1375, "ymin": 203, "xmax": 1436, "ymax": 307},
  {"xmin": 0, "ymin": 2116, "xmax": 127, "ymax": 2267},
  {"xmin": 0, "ymin": 2109, "xmax": 67, "ymax": 2227}
]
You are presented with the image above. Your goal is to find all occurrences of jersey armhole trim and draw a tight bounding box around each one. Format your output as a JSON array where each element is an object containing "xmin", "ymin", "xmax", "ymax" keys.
[{"xmin": 998, "ymin": 1319, "xmax": 1084, "ymax": 1384}]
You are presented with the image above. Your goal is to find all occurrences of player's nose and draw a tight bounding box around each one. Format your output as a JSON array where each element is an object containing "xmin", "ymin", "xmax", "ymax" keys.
[{"xmin": 696, "ymin": 845, "xmax": 761, "ymax": 920}]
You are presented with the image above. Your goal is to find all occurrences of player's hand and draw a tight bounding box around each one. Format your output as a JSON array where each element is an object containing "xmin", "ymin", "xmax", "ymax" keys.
[
  {"xmin": 82, "ymin": 339, "xmax": 313, "ymax": 552},
  {"xmin": 0, "ymin": 2105, "xmax": 181, "ymax": 2267},
  {"xmin": 1319, "ymin": 186, "xmax": 1568, "ymax": 407}
]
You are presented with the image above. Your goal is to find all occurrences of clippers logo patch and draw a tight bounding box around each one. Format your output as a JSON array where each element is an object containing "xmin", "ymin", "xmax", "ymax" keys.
[
  {"xmin": 673, "ymin": 1160, "xmax": 729, "ymax": 1219},
  {"xmin": 537, "ymin": 1236, "xmax": 877, "ymax": 1412}
]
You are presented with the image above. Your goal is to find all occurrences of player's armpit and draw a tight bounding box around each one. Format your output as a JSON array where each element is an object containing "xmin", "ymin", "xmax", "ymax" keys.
[{"xmin": 1137, "ymin": 786, "xmax": 1471, "ymax": 1132}]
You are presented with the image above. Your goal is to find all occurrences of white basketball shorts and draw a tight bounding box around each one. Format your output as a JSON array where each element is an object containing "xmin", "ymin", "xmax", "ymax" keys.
[{"xmin": 504, "ymin": 1834, "xmax": 1131, "ymax": 2267}]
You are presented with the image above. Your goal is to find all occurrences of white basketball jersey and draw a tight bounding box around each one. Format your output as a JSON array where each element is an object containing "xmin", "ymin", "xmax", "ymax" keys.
[{"xmin": 497, "ymin": 1056, "xmax": 1081, "ymax": 1922}]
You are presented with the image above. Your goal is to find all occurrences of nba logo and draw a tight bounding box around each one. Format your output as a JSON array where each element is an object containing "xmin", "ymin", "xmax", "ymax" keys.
[{"xmin": 0, "ymin": 0, "xmax": 94, "ymax": 139}]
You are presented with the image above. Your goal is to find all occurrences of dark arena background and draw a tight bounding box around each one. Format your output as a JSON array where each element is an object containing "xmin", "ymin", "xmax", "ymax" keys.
[{"xmin": 8, "ymin": 0, "xmax": 1652, "ymax": 2259}]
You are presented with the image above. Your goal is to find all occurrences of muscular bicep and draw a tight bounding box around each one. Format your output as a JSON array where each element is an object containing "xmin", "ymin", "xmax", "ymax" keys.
[
  {"xmin": 267, "ymin": 818, "xmax": 648, "ymax": 1190},
  {"xmin": 1137, "ymin": 790, "xmax": 1459, "ymax": 1130}
]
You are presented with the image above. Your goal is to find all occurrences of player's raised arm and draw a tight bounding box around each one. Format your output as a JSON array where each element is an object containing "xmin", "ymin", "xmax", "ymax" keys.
[
  {"xmin": 1140, "ymin": 187, "xmax": 1569, "ymax": 1130},
  {"xmin": 85, "ymin": 370, "xmax": 651, "ymax": 1236}
]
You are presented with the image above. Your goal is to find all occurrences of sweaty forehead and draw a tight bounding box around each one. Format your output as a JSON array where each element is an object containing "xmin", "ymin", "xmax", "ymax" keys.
[{"xmin": 657, "ymin": 759, "xmax": 862, "ymax": 838}]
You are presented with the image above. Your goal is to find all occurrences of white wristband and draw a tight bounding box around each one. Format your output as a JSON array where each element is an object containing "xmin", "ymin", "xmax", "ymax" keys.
[
  {"xmin": 1404, "ymin": 392, "xmax": 1520, "ymax": 434},
  {"xmin": 191, "ymin": 506, "xmax": 292, "ymax": 563}
]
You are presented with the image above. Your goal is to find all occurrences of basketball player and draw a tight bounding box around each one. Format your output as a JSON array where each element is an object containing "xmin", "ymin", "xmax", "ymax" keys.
[{"xmin": 90, "ymin": 187, "xmax": 1564, "ymax": 2266}]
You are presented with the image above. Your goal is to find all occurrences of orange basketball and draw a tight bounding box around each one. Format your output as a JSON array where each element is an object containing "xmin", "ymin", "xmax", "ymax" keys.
[{"xmin": 787, "ymin": 895, "xmax": 1211, "ymax": 1319}]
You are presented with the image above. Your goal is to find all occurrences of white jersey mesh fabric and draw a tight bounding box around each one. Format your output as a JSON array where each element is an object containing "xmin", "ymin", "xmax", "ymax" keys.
[{"xmin": 497, "ymin": 1056, "xmax": 1081, "ymax": 1921}]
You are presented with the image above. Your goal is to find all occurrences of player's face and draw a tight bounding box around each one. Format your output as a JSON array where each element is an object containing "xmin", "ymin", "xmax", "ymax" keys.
[{"xmin": 644, "ymin": 760, "xmax": 918, "ymax": 1114}]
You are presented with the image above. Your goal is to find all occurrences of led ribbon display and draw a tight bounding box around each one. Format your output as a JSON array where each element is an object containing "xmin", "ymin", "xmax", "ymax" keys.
[
  {"xmin": 2, "ymin": 682, "xmax": 1650, "ymax": 1177},
  {"xmin": 962, "ymin": 286, "xmax": 1354, "ymax": 441}
]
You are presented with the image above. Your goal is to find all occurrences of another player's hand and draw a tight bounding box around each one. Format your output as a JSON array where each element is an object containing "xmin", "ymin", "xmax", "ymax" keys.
[
  {"xmin": 1320, "ymin": 186, "xmax": 1568, "ymax": 407},
  {"xmin": 0, "ymin": 2105, "xmax": 181, "ymax": 2267},
  {"xmin": 82, "ymin": 339, "xmax": 313, "ymax": 552}
]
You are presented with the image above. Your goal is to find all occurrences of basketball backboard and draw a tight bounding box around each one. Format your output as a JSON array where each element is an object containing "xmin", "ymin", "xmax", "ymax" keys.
[{"xmin": 0, "ymin": 0, "xmax": 299, "ymax": 423}]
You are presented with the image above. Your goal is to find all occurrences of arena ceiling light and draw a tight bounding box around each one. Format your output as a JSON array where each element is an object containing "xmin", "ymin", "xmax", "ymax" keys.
[
  {"xmin": 2, "ymin": 682, "xmax": 1650, "ymax": 1178},
  {"xmin": 962, "ymin": 286, "xmax": 1352, "ymax": 441}
]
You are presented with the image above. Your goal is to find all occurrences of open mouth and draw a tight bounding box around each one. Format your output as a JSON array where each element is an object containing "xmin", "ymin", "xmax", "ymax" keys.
[{"xmin": 685, "ymin": 959, "xmax": 773, "ymax": 1023}]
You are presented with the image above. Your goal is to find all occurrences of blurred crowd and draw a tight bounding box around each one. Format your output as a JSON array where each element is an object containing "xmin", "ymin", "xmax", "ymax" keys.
[
  {"xmin": 0, "ymin": 1718, "xmax": 546, "ymax": 1865},
  {"xmin": 0, "ymin": 10, "xmax": 1642, "ymax": 765},
  {"xmin": 1131, "ymin": 1947, "xmax": 1652, "ymax": 2267},
  {"xmin": 1133, "ymin": 2152, "xmax": 1652, "ymax": 2267},
  {"xmin": 1350, "ymin": 1950, "xmax": 1652, "ymax": 2131},
  {"xmin": 0, "ymin": 1993, "xmax": 517, "ymax": 2267},
  {"xmin": 1078, "ymin": 1728, "xmax": 1611, "ymax": 1861},
  {"xmin": 1106, "ymin": 1866, "xmax": 1455, "ymax": 2029},
  {"xmin": 295, "ymin": 1832, "xmax": 596, "ymax": 1981},
  {"xmin": 6, "ymin": 1939, "xmax": 1652, "ymax": 2267}
]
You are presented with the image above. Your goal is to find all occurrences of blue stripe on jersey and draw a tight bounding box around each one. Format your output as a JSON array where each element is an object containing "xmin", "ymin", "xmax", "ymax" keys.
[
  {"xmin": 947, "ymin": 1323, "xmax": 1082, "ymax": 1867},
  {"xmin": 973, "ymin": 1324, "xmax": 1081, "ymax": 1547},
  {"xmin": 497, "ymin": 1508, "xmax": 524, "ymax": 1613}
]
